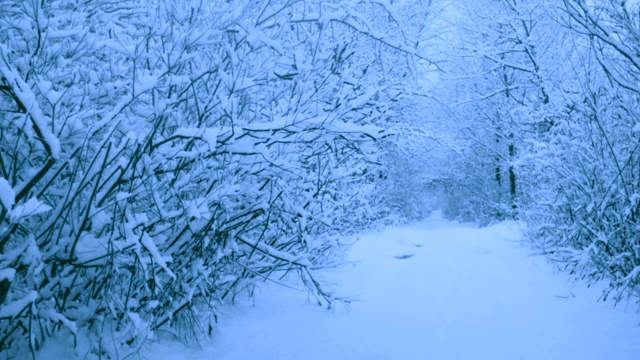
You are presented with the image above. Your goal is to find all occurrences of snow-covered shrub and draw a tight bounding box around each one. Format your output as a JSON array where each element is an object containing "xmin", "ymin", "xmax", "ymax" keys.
[
  {"xmin": 525, "ymin": 88, "xmax": 640, "ymax": 303},
  {"xmin": 523, "ymin": 0, "xmax": 640, "ymax": 306},
  {"xmin": 0, "ymin": 0, "xmax": 425, "ymax": 357}
]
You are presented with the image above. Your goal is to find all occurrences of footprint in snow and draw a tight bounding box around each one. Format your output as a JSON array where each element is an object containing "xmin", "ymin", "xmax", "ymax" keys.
[{"xmin": 394, "ymin": 254, "xmax": 414, "ymax": 260}]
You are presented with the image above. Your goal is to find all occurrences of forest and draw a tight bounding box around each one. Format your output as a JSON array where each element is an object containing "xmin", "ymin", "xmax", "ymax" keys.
[{"xmin": 1, "ymin": 0, "xmax": 640, "ymax": 358}]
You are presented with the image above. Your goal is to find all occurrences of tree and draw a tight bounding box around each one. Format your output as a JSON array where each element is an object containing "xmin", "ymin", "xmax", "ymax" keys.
[{"xmin": 422, "ymin": 0, "xmax": 571, "ymax": 224}]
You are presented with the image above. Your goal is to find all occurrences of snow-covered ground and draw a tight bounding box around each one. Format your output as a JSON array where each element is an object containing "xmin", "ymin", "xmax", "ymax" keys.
[{"xmin": 142, "ymin": 213, "xmax": 640, "ymax": 359}]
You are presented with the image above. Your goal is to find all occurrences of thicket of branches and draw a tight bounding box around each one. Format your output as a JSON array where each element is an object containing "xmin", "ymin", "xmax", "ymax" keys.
[
  {"xmin": 0, "ymin": 0, "xmax": 429, "ymax": 357},
  {"xmin": 421, "ymin": 0, "xmax": 565, "ymax": 224},
  {"xmin": 525, "ymin": 0, "xmax": 640, "ymax": 305}
]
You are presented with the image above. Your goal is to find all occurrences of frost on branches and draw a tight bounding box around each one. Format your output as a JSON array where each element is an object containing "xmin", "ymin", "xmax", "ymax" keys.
[{"xmin": 0, "ymin": 0, "xmax": 426, "ymax": 357}]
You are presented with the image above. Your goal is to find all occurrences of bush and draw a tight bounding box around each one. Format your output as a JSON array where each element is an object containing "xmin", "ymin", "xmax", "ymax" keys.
[{"xmin": 0, "ymin": 0, "xmax": 423, "ymax": 357}]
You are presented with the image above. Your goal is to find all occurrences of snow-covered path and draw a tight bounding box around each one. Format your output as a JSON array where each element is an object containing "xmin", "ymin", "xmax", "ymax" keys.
[{"xmin": 146, "ymin": 214, "xmax": 640, "ymax": 359}]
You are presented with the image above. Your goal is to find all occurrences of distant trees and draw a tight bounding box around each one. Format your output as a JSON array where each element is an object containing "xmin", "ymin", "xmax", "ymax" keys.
[
  {"xmin": 0, "ymin": 0, "xmax": 430, "ymax": 357},
  {"xmin": 426, "ymin": 0, "xmax": 640, "ymax": 306},
  {"xmin": 421, "ymin": 0, "xmax": 566, "ymax": 223}
]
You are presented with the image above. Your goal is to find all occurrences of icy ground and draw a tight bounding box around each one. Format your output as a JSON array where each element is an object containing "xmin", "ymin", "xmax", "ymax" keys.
[{"xmin": 144, "ymin": 213, "xmax": 640, "ymax": 359}]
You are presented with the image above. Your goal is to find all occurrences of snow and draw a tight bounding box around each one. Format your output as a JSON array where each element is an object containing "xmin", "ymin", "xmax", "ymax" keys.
[
  {"xmin": 173, "ymin": 127, "xmax": 219, "ymax": 150},
  {"xmin": 0, "ymin": 291, "xmax": 37, "ymax": 318},
  {"xmin": 0, "ymin": 177, "xmax": 15, "ymax": 210},
  {"xmin": 9, "ymin": 197, "xmax": 53, "ymax": 220},
  {"xmin": 237, "ymin": 235, "xmax": 312, "ymax": 267},
  {"xmin": 139, "ymin": 213, "xmax": 640, "ymax": 360},
  {"xmin": 0, "ymin": 268, "xmax": 15, "ymax": 282},
  {"xmin": 73, "ymin": 232, "xmax": 108, "ymax": 265},
  {"xmin": 44, "ymin": 310, "xmax": 78, "ymax": 335},
  {"xmin": 0, "ymin": 45, "xmax": 61, "ymax": 158},
  {"xmin": 140, "ymin": 232, "xmax": 176, "ymax": 280},
  {"xmin": 626, "ymin": 0, "xmax": 640, "ymax": 12}
]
